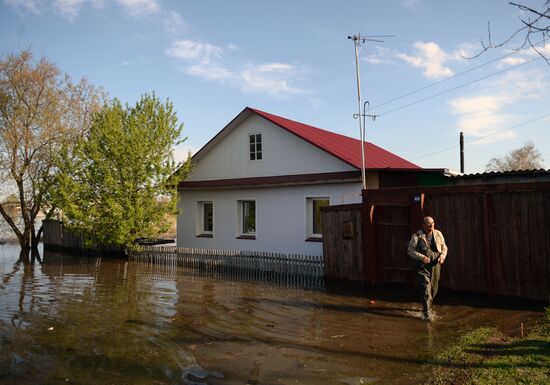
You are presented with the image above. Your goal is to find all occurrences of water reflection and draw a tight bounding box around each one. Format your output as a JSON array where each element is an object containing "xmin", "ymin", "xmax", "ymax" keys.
[{"xmin": 0, "ymin": 244, "xmax": 544, "ymax": 385}]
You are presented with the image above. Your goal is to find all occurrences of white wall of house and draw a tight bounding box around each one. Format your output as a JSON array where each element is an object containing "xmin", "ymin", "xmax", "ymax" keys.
[
  {"xmin": 188, "ymin": 114, "xmax": 357, "ymax": 181},
  {"xmin": 177, "ymin": 182, "xmax": 363, "ymax": 256}
]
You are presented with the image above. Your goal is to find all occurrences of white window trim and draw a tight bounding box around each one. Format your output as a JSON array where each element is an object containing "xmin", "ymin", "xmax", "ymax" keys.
[
  {"xmin": 306, "ymin": 197, "xmax": 330, "ymax": 240},
  {"xmin": 236, "ymin": 199, "xmax": 257, "ymax": 239},
  {"xmin": 248, "ymin": 133, "xmax": 263, "ymax": 162},
  {"xmin": 196, "ymin": 200, "xmax": 213, "ymax": 237}
]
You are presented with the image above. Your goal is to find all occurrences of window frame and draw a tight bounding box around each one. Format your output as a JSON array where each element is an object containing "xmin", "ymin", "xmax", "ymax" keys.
[
  {"xmin": 196, "ymin": 200, "xmax": 214, "ymax": 238},
  {"xmin": 306, "ymin": 197, "xmax": 330, "ymax": 241},
  {"xmin": 237, "ymin": 199, "xmax": 256, "ymax": 239},
  {"xmin": 248, "ymin": 133, "xmax": 263, "ymax": 161}
]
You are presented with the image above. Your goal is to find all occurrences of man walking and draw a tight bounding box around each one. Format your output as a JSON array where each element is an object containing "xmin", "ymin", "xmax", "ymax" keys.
[{"xmin": 407, "ymin": 216, "xmax": 448, "ymax": 321}]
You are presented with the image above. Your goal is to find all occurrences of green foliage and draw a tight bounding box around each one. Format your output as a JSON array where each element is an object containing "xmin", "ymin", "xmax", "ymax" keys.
[{"xmin": 53, "ymin": 93, "xmax": 187, "ymax": 247}]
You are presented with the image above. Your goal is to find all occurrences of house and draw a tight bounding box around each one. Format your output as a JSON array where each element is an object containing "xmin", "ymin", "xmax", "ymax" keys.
[
  {"xmin": 177, "ymin": 107, "xmax": 420, "ymax": 256},
  {"xmin": 1, "ymin": 193, "xmax": 21, "ymax": 219}
]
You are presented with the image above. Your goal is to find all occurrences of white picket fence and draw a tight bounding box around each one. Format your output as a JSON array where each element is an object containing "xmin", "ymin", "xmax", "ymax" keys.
[{"xmin": 128, "ymin": 246, "xmax": 325, "ymax": 288}]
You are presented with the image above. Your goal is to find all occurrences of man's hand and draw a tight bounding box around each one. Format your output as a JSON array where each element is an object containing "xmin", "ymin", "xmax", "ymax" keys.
[
  {"xmin": 422, "ymin": 256, "xmax": 430, "ymax": 264},
  {"xmin": 438, "ymin": 256, "xmax": 445, "ymax": 265}
]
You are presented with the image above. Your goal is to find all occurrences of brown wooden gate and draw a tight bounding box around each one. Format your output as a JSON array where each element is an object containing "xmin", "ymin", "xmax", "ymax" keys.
[
  {"xmin": 322, "ymin": 204, "xmax": 363, "ymax": 282},
  {"xmin": 362, "ymin": 191, "xmax": 423, "ymax": 287}
]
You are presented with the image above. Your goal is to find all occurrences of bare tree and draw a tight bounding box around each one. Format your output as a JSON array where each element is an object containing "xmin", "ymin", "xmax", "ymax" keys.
[
  {"xmin": 485, "ymin": 141, "xmax": 544, "ymax": 172},
  {"xmin": 470, "ymin": 1, "xmax": 550, "ymax": 63},
  {"xmin": 0, "ymin": 50, "xmax": 106, "ymax": 261}
]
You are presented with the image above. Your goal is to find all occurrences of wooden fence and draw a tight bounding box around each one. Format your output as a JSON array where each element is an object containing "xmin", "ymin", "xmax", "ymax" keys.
[
  {"xmin": 43, "ymin": 220, "xmax": 126, "ymax": 257},
  {"xmin": 323, "ymin": 181, "xmax": 550, "ymax": 301},
  {"xmin": 128, "ymin": 246, "xmax": 325, "ymax": 289},
  {"xmin": 43, "ymin": 220, "xmax": 324, "ymax": 288}
]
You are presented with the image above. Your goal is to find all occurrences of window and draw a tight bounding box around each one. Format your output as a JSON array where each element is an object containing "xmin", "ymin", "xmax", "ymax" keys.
[
  {"xmin": 249, "ymin": 133, "xmax": 262, "ymax": 161},
  {"xmin": 196, "ymin": 201, "xmax": 213, "ymax": 237},
  {"xmin": 238, "ymin": 200, "xmax": 256, "ymax": 238},
  {"xmin": 307, "ymin": 197, "xmax": 329, "ymax": 240}
]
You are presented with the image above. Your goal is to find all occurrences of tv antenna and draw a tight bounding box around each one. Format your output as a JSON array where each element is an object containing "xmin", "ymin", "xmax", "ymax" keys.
[{"xmin": 348, "ymin": 33, "xmax": 394, "ymax": 190}]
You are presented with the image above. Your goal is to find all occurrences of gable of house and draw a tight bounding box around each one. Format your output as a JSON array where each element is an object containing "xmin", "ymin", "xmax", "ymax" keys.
[
  {"xmin": 187, "ymin": 112, "xmax": 358, "ymax": 182},
  {"xmin": 185, "ymin": 107, "xmax": 419, "ymax": 184}
]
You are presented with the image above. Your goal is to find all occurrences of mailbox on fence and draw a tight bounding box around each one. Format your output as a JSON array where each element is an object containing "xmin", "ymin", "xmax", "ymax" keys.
[{"xmin": 342, "ymin": 220, "xmax": 355, "ymax": 239}]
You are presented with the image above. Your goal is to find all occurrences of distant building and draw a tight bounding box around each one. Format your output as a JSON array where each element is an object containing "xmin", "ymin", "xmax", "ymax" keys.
[
  {"xmin": 1, "ymin": 194, "xmax": 21, "ymax": 219},
  {"xmin": 448, "ymin": 169, "xmax": 550, "ymax": 185}
]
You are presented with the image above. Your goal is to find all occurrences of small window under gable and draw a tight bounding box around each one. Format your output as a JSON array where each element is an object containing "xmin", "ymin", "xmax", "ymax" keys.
[{"xmin": 249, "ymin": 133, "xmax": 262, "ymax": 161}]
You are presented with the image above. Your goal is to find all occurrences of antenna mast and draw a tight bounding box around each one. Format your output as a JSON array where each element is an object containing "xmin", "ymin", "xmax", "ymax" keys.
[{"xmin": 348, "ymin": 33, "xmax": 393, "ymax": 190}]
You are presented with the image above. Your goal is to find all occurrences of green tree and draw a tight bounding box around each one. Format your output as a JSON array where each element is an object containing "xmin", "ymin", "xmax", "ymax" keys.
[
  {"xmin": 0, "ymin": 50, "xmax": 106, "ymax": 261},
  {"xmin": 485, "ymin": 141, "xmax": 544, "ymax": 172},
  {"xmin": 54, "ymin": 94, "xmax": 187, "ymax": 247}
]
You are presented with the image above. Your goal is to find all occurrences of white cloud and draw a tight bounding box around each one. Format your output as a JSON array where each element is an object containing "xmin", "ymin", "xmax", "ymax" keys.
[
  {"xmin": 4, "ymin": 0, "xmax": 45, "ymax": 14},
  {"xmin": 530, "ymin": 43, "xmax": 550, "ymax": 57},
  {"xmin": 498, "ymin": 43, "xmax": 550, "ymax": 68},
  {"xmin": 166, "ymin": 40, "xmax": 223, "ymax": 64},
  {"xmin": 449, "ymin": 70, "xmax": 548, "ymax": 143},
  {"xmin": 186, "ymin": 63, "xmax": 235, "ymax": 82},
  {"xmin": 397, "ymin": 41, "xmax": 454, "ymax": 80},
  {"xmin": 166, "ymin": 40, "xmax": 235, "ymax": 83},
  {"xmin": 400, "ymin": 0, "xmax": 423, "ymax": 10},
  {"xmin": 116, "ymin": 0, "xmax": 159, "ymax": 16},
  {"xmin": 166, "ymin": 39, "xmax": 308, "ymax": 97},
  {"xmin": 363, "ymin": 45, "xmax": 395, "ymax": 65},
  {"xmin": 454, "ymin": 42, "xmax": 482, "ymax": 60},
  {"xmin": 240, "ymin": 63, "xmax": 306, "ymax": 96},
  {"xmin": 499, "ymin": 56, "xmax": 530, "ymax": 66},
  {"xmin": 519, "ymin": 43, "xmax": 550, "ymax": 60},
  {"xmin": 5, "ymin": 0, "xmax": 157, "ymax": 19},
  {"xmin": 6, "ymin": 0, "xmax": 89, "ymax": 20},
  {"xmin": 53, "ymin": 0, "xmax": 85, "ymax": 20},
  {"xmin": 163, "ymin": 10, "xmax": 190, "ymax": 36},
  {"xmin": 449, "ymin": 95, "xmax": 516, "ymax": 141}
]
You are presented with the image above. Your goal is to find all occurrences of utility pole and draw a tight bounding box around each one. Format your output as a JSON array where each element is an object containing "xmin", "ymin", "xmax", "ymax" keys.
[
  {"xmin": 460, "ymin": 132, "xmax": 465, "ymax": 173},
  {"xmin": 348, "ymin": 34, "xmax": 392, "ymax": 190}
]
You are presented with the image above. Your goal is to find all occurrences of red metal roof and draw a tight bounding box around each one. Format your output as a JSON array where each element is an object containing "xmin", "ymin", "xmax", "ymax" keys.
[{"xmin": 249, "ymin": 107, "xmax": 420, "ymax": 170}]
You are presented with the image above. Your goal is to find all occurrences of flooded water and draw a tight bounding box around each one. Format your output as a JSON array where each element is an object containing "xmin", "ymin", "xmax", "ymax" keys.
[{"xmin": 0, "ymin": 243, "xmax": 544, "ymax": 385}]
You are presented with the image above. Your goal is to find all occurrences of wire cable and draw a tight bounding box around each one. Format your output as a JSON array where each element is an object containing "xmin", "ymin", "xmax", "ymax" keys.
[
  {"xmin": 374, "ymin": 56, "xmax": 542, "ymax": 117},
  {"xmin": 370, "ymin": 39, "xmax": 547, "ymax": 111},
  {"xmin": 372, "ymin": 51, "xmax": 527, "ymax": 110},
  {"xmin": 410, "ymin": 113, "xmax": 550, "ymax": 161}
]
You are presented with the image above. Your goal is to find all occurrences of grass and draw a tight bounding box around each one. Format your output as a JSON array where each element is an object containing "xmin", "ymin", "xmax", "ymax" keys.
[{"xmin": 429, "ymin": 307, "xmax": 550, "ymax": 385}]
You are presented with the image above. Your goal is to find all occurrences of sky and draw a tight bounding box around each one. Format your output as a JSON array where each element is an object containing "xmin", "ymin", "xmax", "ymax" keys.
[{"xmin": 1, "ymin": 0, "xmax": 549, "ymax": 173}]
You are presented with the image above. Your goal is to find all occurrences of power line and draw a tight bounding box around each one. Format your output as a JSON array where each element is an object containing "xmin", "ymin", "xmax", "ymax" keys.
[
  {"xmin": 374, "ymin": 55, "xmax": 542, "ymax": 117},
  {"xmin": 410, "ymin": 113, "xmax": 550, "ymax": 161},
  {"xmin": 371, "ymin": 50, "xmax": 527, "ymax": 110},
  {"xmin": 370, "ymin": 38, "xmax": 546, "ymax": 112},
  {"xmin": 465, "ymin": 113, "xmax": 550, "ymax": 145}
]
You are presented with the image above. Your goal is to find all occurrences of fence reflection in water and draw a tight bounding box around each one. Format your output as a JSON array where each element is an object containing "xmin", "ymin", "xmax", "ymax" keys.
[{"xmin": 128, "ymin": 246, "xmax": 325, "ymax": 289}]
